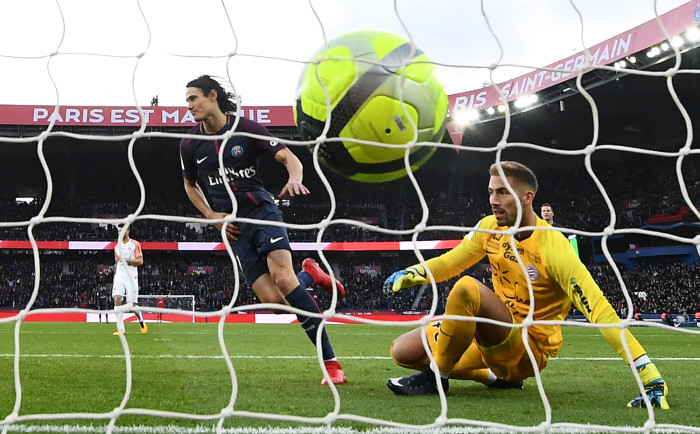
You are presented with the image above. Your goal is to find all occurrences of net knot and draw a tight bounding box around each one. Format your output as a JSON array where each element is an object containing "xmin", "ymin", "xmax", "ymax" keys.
[{"xmin": 219, "ymin": 406, "xmax": 234, "ymax": 418}]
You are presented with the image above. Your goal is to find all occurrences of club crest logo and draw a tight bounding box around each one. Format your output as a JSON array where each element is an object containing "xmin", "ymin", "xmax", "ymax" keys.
[
  {"xmin": 693, "ymin": 2, "xmax": 700, "ymax": 22},
  {"xmin": 526, "ymin": 264, "xmax": 538, "ymax": 281},
  {"xmin": 231, "ymin": 145, "xmax": 244, "ymax": 157}
]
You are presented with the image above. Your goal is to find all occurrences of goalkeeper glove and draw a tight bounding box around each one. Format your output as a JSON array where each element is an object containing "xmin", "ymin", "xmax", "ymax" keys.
[{"xmin": 383, "ymin": 264, "xmax": 427, "ymax": 297}]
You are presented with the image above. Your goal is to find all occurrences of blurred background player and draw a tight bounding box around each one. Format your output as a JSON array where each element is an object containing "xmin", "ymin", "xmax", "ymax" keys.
[
  {"xmin": 98, "ymin": 285, "xmax": 109, "ymax": 323},
  {"xmin": 179, "ymin": 75, "xmax": 347, "ymax": 385},
  {"xmin": 661, "ymin": 312, "xmax": 674, "ymax": 327},
  {"xmin": 383, "ymin": 161, "xmax": 669, "ymax": 409},
  {"xmin": 112, "ymin": 223, "xmax": 148, "ymax": 336},
  {"xmin": 155, "ymin": 294, "xmax": 169, "ymax": 323},
  {"xmin": 540, "ymin": 203, "xmax": 560, "ymax": 227}
]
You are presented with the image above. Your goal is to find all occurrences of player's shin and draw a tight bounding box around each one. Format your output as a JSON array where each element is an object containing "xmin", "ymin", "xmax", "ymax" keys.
[
  {"xmin": 285, "ymin": 285, "xmax": 335, "ymax": 360},
  {"xmin": 134, "ymin": 309, "xmax": 145, "ymax": 325},
  {"xmin": 435, "ymin": 277, "xmax": 481, "ymax": 375},
  {"xmin": 115, "ymin": 311, "xmax": 125, "ymax": 333}
]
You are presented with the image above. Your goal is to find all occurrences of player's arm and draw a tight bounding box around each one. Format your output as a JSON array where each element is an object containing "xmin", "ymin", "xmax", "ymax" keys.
[
  {"xmin": 275, "ymin": 147, "xmax": 310, "ymax": 198},
  {"xmin": 128, "ymin": 241, "xmax": 144, "ymax": 267},
  {"xmin": 183, "ymin": 178, "xmax": 241, "ymax": 240},
  {"xmin": 383, "ymin": 225, "xmax": 486, "ymax": 296},
  {"xmin": 549, "ymin": 237, "xmax": 669, "ymax": 409},
  {"xmin": 550, "ymin": 243, "xmax": 642, "ymax": 361}
]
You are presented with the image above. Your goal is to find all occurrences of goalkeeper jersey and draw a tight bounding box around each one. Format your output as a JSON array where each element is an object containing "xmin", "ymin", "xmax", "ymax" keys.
[{"xmin": 424, "ymin": 215, "xmax": 645, "ymax": 360}]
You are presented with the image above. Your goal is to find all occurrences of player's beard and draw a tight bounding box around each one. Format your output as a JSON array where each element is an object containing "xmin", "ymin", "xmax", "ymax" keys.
[{"xmin": 492, "ymin": 207, "xmax": 512, "ymax": 227}]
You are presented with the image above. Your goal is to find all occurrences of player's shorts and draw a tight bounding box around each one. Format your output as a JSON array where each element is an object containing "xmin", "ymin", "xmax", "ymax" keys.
[
  {"xmin": 229, "ymin": 200, "xmax": 291, "ymax": 285},
  {"xmin": 112, "ymin": 279, "xmax": 139, "ymax": 304},
  {"xmin": 423, "ymin": 319, "xmax": 549, "ymax": 381}
]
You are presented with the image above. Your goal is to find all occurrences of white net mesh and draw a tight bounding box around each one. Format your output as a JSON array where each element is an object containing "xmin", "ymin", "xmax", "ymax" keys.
[{"xmin": 1, "ymin": 1, "xmax": 699, "ymax": 433}]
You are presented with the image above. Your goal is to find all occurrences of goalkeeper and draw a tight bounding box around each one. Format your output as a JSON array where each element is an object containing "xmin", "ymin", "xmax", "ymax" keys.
[{"xmin": 383, "ymin": 161, "xmax": 669, "ymax": 409}]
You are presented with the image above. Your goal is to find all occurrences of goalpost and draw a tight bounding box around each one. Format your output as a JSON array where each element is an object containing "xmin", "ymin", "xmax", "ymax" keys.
[
  {"xmin": 137, "ymin": 294, "xmax": 196, "ymax": 323},
  {"xmin": 1, "ymin": 1, "xmax": 699, "ymax": 434}
]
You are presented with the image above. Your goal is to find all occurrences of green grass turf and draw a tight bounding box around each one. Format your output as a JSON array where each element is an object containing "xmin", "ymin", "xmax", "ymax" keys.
[{"xmin": 0, "ymin": 321, "xmax": 698, "ymax": 432}]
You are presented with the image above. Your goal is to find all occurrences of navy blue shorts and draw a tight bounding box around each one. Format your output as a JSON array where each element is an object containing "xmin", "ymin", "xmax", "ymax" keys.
[{"xmin": 229, "ymin": 200, "xmax": 291, "ymax": 286}]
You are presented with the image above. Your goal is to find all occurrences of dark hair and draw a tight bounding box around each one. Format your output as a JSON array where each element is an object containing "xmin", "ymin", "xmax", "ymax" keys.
[
  {"xmin": 186, "ymin": 75, "xmax": 238, "ymax": 113},
  {"xmin": 541, "ymin": 203, "xmax": 552, "ymax": 208},
  {"xmin": 489, "ymin": 161, "xmax": 538, "ymax": 193}
]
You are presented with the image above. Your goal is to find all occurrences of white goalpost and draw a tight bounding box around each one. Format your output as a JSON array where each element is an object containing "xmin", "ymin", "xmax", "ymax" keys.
[
  {"xmin": 137, "ymin": 294, "xmax": 196, "ymax": 323},
  {"xmin": 1, "ymin": 1, "xmax": 700, "ymax": 434}
]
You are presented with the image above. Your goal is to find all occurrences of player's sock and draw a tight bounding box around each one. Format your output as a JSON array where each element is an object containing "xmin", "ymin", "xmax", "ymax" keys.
[
  {"xmin": 116, "ymin": 312, "xmax": 125, "ymax": 334},
  {"xmin": 285, "ymin": 285, "xmax": 335, "ymax": 360},
  {"xmin": 297, "ymin": 269, "xmax": 314, "ymax": 288},
  {"xmin": 450, "ymin": 367, "xmax": 493, "ymax": 384},
  {"xmin": 136, "ymin": 312, "xmax": 145, "ymax": 327},
  {"xmin": 133, "ymin": 310, "xmax": 148, "ymax": 333}
]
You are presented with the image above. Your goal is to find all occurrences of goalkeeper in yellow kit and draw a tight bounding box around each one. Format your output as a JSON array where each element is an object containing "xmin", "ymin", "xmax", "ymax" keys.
[{"xmin": 384, "ymin": 161, "xmax": 669, "ymax": 409}]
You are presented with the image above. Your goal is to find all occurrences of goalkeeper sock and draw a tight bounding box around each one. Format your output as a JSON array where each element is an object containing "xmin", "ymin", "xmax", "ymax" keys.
[
  {"xmin": 285, "ymin": 285, "xmax": 335, "ymax": 361},
  {"xmin": 635, "ymin": 357, "xmax": 662, "ymax": 384}
]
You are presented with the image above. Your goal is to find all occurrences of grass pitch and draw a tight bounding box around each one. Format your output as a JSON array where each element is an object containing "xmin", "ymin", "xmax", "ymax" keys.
[{"xmin": 0, "ymin": 321, "xmax": 698, "ymax": 433}]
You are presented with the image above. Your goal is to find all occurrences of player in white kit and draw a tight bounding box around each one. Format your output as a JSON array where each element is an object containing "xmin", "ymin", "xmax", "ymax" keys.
[{"xmin": 112, "ymin": 223, "xmax": 147, "ymax": 335}]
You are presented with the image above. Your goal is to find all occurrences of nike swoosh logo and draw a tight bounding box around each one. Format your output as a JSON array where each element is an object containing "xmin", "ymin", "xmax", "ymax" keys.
[
  {"xmin": 388, "ymin": 378, "xmax": 403, "ymax": 387},
  {"xmin": 196, "ymin": 156, "xmax": 208, "ymax": 164},
  {"xmin": 270, "ymin": 237, "xmax": 283, "ymax": 243}
]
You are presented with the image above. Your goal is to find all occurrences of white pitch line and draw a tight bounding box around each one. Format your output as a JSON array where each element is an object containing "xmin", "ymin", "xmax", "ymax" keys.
[{"xmin": 0, "ymin": 353, "xmax": 699, "ymax": 361}]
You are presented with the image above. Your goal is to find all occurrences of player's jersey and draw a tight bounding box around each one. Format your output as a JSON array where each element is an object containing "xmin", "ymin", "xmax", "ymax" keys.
[
  {"xmin": 179, "ymin": 114, "xmax": 285, "ymax": 213},
  {"xmin": 114, "ymin": 239, "xmax": 142, "ymax": 281},
  {"xmin": 424, "ymin": 215, "xmax": 644, "ymax": 360}
]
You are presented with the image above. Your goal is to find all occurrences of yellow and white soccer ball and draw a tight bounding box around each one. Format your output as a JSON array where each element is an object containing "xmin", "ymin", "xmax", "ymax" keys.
[{"xmin": 294, "ymin": 30, "xmax": 448, "ymax": 183}]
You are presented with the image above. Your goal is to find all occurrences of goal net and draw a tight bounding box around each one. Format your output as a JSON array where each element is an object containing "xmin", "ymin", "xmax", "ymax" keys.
[
  {"xmin": 137, "ymin": 294, "xmax": 196, "ymax": 323},
  {"xmin": 1, "ymin": 1, "xmax": 699, "ymax": 434}
]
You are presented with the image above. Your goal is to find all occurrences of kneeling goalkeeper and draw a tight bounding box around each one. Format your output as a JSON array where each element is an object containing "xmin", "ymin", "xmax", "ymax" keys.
[{"xmin": 383, "ymin": 161, "xmax": 669, "ymax": 409}]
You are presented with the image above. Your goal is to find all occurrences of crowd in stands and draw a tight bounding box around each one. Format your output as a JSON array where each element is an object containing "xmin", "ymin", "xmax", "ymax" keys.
[
  {"xmin": 1, "ymin": 249, "xmax": 698, "ymax": 318},
  {"xmin": 0, "ymin": 157, "xmax": 698, "ymax": 316},
  {"xmin": 1, "ymin": 157, "xmax": 698, "ymax": 244}
]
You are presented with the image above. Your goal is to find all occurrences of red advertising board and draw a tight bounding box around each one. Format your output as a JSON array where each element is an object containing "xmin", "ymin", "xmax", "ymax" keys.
[{"xmin": 0, "ymin": 105, "xmax": 295, "ymax": 127}]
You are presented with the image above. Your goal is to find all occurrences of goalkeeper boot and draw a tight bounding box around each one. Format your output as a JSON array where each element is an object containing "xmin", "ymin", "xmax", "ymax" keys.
[
  {"xmin": 487, "ymin": 378, "xmax": 524, "ymax": 389},
  {"xmin": 302, "ymin": 258, "xmax": 346, "ymax": 297},
  {"xmin": 387, "ymin": 368, "xmax": 449, "ymax": 396},
  {"xmin": 628, "ymin": 378, "xmax": 669, "ymax": 409},
  {"xmin": 139, "ymin": 322, "xmax": 148, "ymax": 334},
  {"xmin": 321, "ymin": 360, "xmax": 347, "ymax": 385},
  {"xmin": 113, "ymin": 330, "xmax": 125, "ymax": 336}
]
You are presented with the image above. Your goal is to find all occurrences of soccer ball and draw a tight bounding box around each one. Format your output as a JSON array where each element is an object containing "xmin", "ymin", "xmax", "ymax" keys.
[{"xmin": 294, "ymin": 30, "xmax": 448, "ymax": 183}]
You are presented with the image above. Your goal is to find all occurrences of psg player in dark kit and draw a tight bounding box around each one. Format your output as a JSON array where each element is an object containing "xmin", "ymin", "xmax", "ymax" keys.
[{"xmin": 180, "ymin": 75, "xmax": 347, "ymax": 385}]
